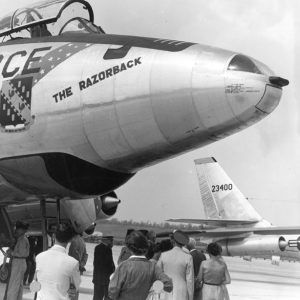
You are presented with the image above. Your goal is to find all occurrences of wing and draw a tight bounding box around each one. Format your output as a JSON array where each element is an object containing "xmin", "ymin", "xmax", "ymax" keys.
[
  {"xmin": 167, "ymin": 218, "xmax": 258, "ymax": 226},
  {"xmin": 157, "ymin": 226, "xmax": 300, "ymax": 239}
]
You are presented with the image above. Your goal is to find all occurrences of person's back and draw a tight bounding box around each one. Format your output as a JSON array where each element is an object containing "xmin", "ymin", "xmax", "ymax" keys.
[
  {"xmin": 69, "ymin": 234, "xmax": 87, "ymax": 274},
  {"xmin": 158, "ymin": 246, "xmax": 193, "ymax": 300},
  {"xmin": 200, "ymin": 258, "xmax": 226, "ymax": 284},
  {"xmin": 110, "ymin": 258, "xmax": 170, "ymax": 300},
  {"xmin": 93, "ymin": 236, "xmax": 115, "ymax": 300},
  {"xmin": 197, "ymin": 243, "xmax": 231, "ymax": 300},
  {"xmin": 190, "ymin": 249, "xmax": 206, "ymax": 276},
  {"xmin": 35, "ymin": 226, "xmax": 80, "ymax": 300},
  {"xmin": 36, "ymin": 245, "xmax": 80, "ymax": 300},
  {"xmin": 109, "ymin": 231, "xmax": 172, "ymax": 300}
]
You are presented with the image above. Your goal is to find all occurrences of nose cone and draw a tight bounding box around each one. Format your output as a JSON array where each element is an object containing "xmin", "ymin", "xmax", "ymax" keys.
[
  {"xmin": 150, "ymin": 47, "xmax": 288, "ymax": 154},
  {"xmin": 223, "ymin": 54, "xmax": 287, "ymax": 133}
]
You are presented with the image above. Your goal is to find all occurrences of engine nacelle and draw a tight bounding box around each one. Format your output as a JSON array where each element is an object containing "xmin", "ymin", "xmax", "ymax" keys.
[
  {"xmin": 62, "ymin": 192, "xmax": 120, "ymax": 233},
  {"xmin": 96, "ymin": 192, "xmax": 121, "ymax": 219},
  {"xmin": 6, "ymin": 191, "xmax": 120, "ymax": 234},
  {"xmin": 219, "ymin": 235, "xmax": 288, "ymax": 257}
]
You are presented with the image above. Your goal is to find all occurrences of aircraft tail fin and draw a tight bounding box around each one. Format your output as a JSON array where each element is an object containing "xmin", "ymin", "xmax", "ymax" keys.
[{"xmin": 194, "ymin": 157, "xmax": 264, "ymax": 224}]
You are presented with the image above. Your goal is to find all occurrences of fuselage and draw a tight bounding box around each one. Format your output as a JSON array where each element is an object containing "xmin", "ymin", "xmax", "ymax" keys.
[{"xmin": 0, "ymin": 33, "xmax": 286, "ymax": 203}]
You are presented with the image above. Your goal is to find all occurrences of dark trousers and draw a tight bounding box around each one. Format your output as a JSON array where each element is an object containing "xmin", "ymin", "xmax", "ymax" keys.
[
  {"xmin": 93, "ymin": 284, "xmax": 108, "ymax": 300},
  {"xmin": 23, "ymin": 259, "xmax": 36, "ymax": 284}
]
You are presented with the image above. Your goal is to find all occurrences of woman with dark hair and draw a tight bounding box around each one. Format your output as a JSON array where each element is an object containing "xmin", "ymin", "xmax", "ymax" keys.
[
  {"xmin": 197, "ymin": 242, "xmax": 230, "ymax": 300},
  {"xmin": 108, "ymin": 230, "xmax": 173, "ymax": 300}
]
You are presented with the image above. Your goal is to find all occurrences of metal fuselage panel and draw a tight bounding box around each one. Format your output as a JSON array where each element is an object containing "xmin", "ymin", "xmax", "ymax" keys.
[{"xmin": 0, "ymin": 34, "xmax": 282, "ymax": 200}]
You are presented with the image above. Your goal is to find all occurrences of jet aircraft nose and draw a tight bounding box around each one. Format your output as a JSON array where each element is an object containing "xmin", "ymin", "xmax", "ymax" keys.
[
  {"xmin": 80, "ymin": 41, "xmax": 288, "ymax": 172},
  {"xmin": 189, "ymin": 50, "xmax": 288, "ymax": 141},
  {"xmin": 221, "ymin": 54, "xmax": 288, "ymax": 134}
]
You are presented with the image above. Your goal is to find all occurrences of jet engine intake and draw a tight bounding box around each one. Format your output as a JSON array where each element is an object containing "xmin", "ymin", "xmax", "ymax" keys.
[
  {"xmin": 95, "ymin": 191, "xmax": 121, "ymax": 219},
  {"xmin": 278, "ymin": 236, "xmax": 288, "ymax": 251}
]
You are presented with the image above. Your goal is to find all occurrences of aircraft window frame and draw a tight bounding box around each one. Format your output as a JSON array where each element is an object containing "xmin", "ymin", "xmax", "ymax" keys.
[
  {"xmin": 227, "ymin": 54, "xmax": 262, "ymax": 74},
  {"xmin": 55, "ymin": 0, "xmax": 94, "ymax": 23},
  {"xmin": 13, "ymin": 7, "xmax": 44, "ymax": 28},
  {"xmin": 0, "ymin": 0, "xmax": 94, "ymax": 38},
  {"xmin": 58, "ymin": 17, "xmax": 104, "ymax": 35}
]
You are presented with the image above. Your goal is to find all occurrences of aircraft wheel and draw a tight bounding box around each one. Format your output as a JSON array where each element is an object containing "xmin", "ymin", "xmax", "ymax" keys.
[{"xmin": 0, "ymin": 264, "xmax": 10, "ymax": 283}]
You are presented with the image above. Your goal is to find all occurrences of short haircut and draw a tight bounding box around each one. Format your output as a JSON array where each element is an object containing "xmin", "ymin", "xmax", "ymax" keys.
[
  {"xmin": 207, "ymin": 242, "xmax": 222, "ymax": 256},
  {"xmin": 55, "ymin": 226, "xmax": 75, "ymax": 244}
]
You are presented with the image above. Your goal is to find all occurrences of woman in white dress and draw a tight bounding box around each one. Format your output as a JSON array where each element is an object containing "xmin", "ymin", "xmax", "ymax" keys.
[{"xmin": 197, "ymin": 242, "xmax": 230, "ymax": 300}]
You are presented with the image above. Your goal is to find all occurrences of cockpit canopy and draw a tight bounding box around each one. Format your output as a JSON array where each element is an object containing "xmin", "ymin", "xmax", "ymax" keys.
[{"xmin": 0, "ymin": 0, "xmax": 104, "ymax": 41}]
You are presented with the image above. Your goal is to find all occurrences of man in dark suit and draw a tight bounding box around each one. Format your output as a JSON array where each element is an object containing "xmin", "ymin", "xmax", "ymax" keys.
[
  {"xmin": 187, "ymin": 237, "xmax": 206, "ymax": 300},
  {"xmin": 93, "ymin": 236, "xmax": 115, "ymax": 300}
]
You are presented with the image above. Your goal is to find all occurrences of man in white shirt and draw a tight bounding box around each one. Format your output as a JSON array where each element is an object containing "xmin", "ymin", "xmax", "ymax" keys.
[{"xmin": 35, "ymin": 225, "xmax": 81, "ymax": 300}]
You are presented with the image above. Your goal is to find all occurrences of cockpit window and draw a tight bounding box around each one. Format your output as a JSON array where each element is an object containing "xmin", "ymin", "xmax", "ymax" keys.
[
  {"xmin": 227, "ymin": 54, "xmax": 262, "ymax": 74},
  {"xmin": 0, "ymin": 0, "xmax": 103, "ymax": 42}
]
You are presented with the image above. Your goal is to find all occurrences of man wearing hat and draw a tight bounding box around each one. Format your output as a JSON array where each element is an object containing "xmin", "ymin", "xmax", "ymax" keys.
[
  {"xmin": 5, "ymin": 220, "xmax": 29, "ymax": 300},
  {"xmin": 157, "ymin": 230, "xmax": 194, "ymax": 300},
  {"xmin": 93, "ymin": 235, "xmax": 115, "ymax": 300}
]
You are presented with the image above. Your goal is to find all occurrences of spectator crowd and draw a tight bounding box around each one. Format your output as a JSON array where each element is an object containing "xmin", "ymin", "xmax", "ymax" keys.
[{"xmin": 2, "ymin": 221, "xmax": 231, "ymax": 300}]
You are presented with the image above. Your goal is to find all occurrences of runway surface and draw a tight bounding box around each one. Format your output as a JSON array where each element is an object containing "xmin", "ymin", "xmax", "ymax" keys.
[{"xmin": 1, "ymin": 243, "xmax": 300, "ymax": 299}]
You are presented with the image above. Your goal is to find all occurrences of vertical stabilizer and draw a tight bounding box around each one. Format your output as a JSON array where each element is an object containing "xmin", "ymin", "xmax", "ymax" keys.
[{"xmin": 195, "ymin": 158, "xmax": 263, "ymax": 223}]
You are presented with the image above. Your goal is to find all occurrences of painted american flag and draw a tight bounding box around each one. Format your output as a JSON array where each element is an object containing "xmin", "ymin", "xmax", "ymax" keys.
[
  {"xmin": 0, "ymin": 42, "xmax": 92, "ymax": 131},
  {"xmin": 32, "ymin": 42, "xmax": 92, "ymax": 86}
]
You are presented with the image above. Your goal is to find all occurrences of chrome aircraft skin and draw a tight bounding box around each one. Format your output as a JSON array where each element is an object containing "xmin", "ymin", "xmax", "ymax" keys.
[
  {"xmin": 168, "ymin": 158, "xmax": 300, "ymax": 264},
  {"xmin": 0, "ymin": 1, "xmax": 289, "ymax": 242}
]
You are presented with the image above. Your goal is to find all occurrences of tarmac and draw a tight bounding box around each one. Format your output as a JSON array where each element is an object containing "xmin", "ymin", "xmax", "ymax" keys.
[{"xmin": 0, "ymin": 243, "xmax": 300, "ymax": 299}]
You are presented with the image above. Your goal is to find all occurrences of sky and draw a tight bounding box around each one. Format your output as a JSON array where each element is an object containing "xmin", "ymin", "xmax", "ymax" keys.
[{"xmin": 1, "ymin": 0, "xmax": 299, "ymax": 226}]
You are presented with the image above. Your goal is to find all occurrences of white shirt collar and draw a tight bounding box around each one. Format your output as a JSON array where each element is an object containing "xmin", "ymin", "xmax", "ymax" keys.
[
  {"xmin": 51, "ymin": 244, "xmax": 67, "ymax": 253},
  {"xmin": 129, "ymin": 255, "xmax": 146, "ymax": 259}
]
